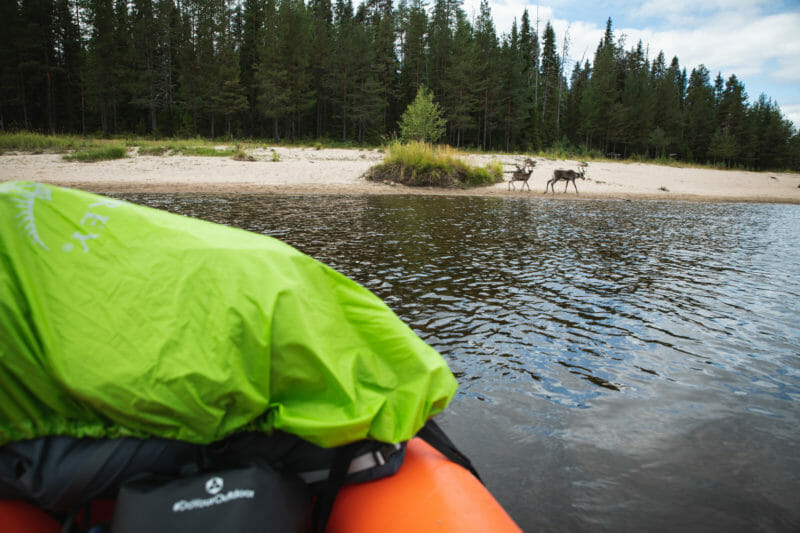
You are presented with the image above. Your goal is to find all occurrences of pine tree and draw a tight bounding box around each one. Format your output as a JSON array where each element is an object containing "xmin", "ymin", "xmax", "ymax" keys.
[
  {"xmin": 276, "ymin": 0, "xmax": 315, "ymax": 141},
  {"xmin": 328, "ymin": 0, "xmax": 357, "ymax": 140},
  {"xmin": 499, "ymin": 21, "xmax": 528, "ymax": 151},
  {"xmin": 651, "ymin": 55, "xmax": 683, "ymax": 158},
  {"xmin": 53, "ymin": 0, "xmax": 83, "ymax": 133},
  {"xmin": 617, "ymin": 41, "xmax": 654, "ymax": 156},
  {"xmin": 368, "ymin": 0, "xmax": 399, "ymax": 131},
  {"xmin": 398, "ymin": 84, "xmax": 446, "ymax": 142},
  {"xmin": 718, "ymin": 74, "xmax": 750, "ymax": 165},
  {"xmin": 255, "ymin": 0, "xmax": 287, "ymax": 140},
  {"xmin": 685, "ymin": 65, "xmax": 715, "ymax": 162},
  {"xmin": 86, "ymin": 0, "xmax": 120, "ymax": 134},
  {"xmin": 428, "ymin": 0, "xmax": 458, "ymax": 101},
  {"xmin": 538, "ymin": 21, "xmax": 559, "ymax": 147},
  {"xmin": 473, "ymin": 0, "xmax": 498, "ymax": 149},
  {"xmin": 240, "ymin": 0, "xmax": 265, "ymax": 136},
  {"xmin": 581, "ymin": 19, "xmax": 618, "ymax": 153},
  {"xmin": 398, "ymin": 0, "xmax": 427, "ymax": 107},
  {"xmin": 518, "ymin": 9, "xmax": 540, "ymax": 149},
  {"xmin": 442, "ymin": 8, "xmax": 476, "ymax": 147},
  {"xmin": 309, "ymin": 0, "xmax": 333, "ymax": 137},
  {"xmin": 564, "ymin": 60, "xmax": 589, "ymax": 150},
  {"xmin": 130, "ymin": 0, "xmax": 161, "ymax": 133},
  {"xmin": 750, "ymin": 94, "xmax": 794, "ymax": 170},
  {"xmin": 17, "ymin": 0, "xmax": 59, "ymax": 132},
  {"xmin": 0, "ymin": 0, "xmax": 23, "ymax": 131}
]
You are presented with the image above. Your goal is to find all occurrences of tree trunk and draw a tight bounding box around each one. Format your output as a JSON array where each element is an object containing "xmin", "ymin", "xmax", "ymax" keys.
[
  {"xmin": 482, "ymin": 89, "xmax": 488, "ymax": 150},
  {"xmin": 44, "ymin": 50, "xmax": 55, "ymax": 134}
]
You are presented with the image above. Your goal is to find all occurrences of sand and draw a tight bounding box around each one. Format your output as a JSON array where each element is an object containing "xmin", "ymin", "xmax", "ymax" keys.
[{"xmin": 2, "ymin": 146, "xmax": 799, "ymax": 204}]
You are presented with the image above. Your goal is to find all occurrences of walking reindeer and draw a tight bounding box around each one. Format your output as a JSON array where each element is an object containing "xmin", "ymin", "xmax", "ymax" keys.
[
  {"xmin": 545, "ymin": 162, "xmax": 588, "ymax": 194},
  {"xmin": 508, "ymin": 158, "xmax": 536, "ymax": 191}
]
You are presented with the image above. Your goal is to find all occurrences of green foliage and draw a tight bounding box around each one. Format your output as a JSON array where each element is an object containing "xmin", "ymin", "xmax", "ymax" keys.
[
  {"xmin": 1, "ymin": 2, "xmax": 797, "ymax": 170},
  {"xmin": 399, "ymin": 86, "xmax": 447, "ymax": 143},
  {"xmin": 648, "ymin": 127, "xmax": 669, "ymax": 159},
  {"xmin": 363, "ymin": 141, "xmax": 502, "ymax": 187},
  {"xmin": 709, "ymin": 128, "xmax": 738, "ymax": 166},
  {"xmin": 63, "ymin": 145, "xmax": 128, "ymax": 162},
  {"xmin": 179, "ymin": 147, "xmax": 237, "ymax": 157}
]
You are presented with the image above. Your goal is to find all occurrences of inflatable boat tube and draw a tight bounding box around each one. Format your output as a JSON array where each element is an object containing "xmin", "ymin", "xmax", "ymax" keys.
[{"xmin": 327, "ymin": 437, "xmax": 521, "ymax": 532}]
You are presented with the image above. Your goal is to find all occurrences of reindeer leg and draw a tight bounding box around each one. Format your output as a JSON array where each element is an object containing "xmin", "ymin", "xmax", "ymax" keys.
[
  {"xmin": 564, "ymin": 181, "xmax": 569, "ymax": 193},
  {"xmin": 523, "ymin": 180, "xmax": 530, "ymax": 191},
  {"xmin": 573, "ymin": 180, "xmax": 579, "ymax": 194}
]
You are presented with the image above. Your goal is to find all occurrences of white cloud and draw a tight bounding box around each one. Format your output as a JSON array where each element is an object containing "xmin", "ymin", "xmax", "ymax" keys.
[
  {"xmin": 781, "ymin": 104, "xmax": 800, "ymax": 133},
  {"xmin": 630, "ymin": 0, "xmax": 769, "ymax": 25},
  {"xmin": 461, "ymin": 1, "xmax": 800, "ymax": 127},
  {"xmin": 628, "ymin": 12, "xmax": 800, "ymax": 83}
]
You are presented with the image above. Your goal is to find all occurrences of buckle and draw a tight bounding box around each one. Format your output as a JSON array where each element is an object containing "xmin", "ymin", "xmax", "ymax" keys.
[{"xmin": 372, "ymin": 443, "xmax": 401, "ymax": 467}]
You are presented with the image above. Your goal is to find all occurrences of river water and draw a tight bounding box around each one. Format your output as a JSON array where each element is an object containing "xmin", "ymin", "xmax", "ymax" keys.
[{"xmin": 116, "ymin": 193, "xmax": 800, "ymax": 532}]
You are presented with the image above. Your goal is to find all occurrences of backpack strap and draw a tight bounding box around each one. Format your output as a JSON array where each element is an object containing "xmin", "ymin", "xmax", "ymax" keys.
[
  {"xmin": 417, "ymin": 419, "xmax": 483, "ymax": 484},
  {"xmin": 298, "ymin": 442, "xmax": 402, "ymax": 484},
  {"xmin": 311, "ymin": 441, "xmax": 363, "ymax": 533}
]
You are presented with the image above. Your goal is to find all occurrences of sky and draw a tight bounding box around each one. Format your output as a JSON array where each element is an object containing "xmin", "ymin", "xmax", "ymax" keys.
[{"xmin": 461, "ymin": 0, "xmax": 800, "ymax": 130}]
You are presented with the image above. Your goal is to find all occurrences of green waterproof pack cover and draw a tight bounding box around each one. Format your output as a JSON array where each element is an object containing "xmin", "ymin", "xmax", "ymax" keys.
[{"xmin": 0, "ymin": 182, "xmax": 456, "ymax": 448}]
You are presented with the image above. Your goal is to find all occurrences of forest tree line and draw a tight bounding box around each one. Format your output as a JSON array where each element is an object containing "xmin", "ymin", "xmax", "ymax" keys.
[{"xmin": 1, "ymin": 0, "xmax": 798, "ymax": 170}]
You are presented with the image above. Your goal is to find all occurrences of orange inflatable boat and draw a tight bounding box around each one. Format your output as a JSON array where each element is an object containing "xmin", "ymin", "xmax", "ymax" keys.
[
  {"xmin": 329, "ymin": 437, "xmax": 521, "ymax": 532},
  {"xmin": 0, "ymin": 437, "xmax": 520, "ymax": 532}
]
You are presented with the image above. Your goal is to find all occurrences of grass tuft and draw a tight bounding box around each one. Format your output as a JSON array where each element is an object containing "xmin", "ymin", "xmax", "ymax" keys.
[
  {"xmin": 232, "ymin": 149, "xmax": 255, "ymax": 161},
  {"xmin": 363, "ymin": 141, "xmax": 503, "ymax": 188},
  {"xmin": 63, "ymin": 145, "xmax": 128, "ymax": 162},
  {"xmin": 0, "ymin": 132, "xmax": 94, "ymax": 153}
]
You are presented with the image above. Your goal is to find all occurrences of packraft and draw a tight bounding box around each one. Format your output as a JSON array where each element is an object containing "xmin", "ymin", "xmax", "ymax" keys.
[{"xmin": 0, "ymin": 181, "xmax": 520, "ymax": 531}]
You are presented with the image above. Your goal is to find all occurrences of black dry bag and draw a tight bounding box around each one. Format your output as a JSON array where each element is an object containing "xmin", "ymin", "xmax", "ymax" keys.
[{"xmin": 110, "ymin": 462, "xmax": 312, "ymax": 533}]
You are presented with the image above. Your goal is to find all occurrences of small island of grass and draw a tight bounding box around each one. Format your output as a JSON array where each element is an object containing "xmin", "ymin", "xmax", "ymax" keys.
[{"xmin": 363, "ymin": 141, "xmax": 503, "ymax": 188}]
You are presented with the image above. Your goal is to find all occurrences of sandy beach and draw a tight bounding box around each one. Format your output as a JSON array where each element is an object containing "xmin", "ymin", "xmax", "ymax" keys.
[{"xmin": 2, "ymin": 146, "xmax": 799, "ymax": 203}]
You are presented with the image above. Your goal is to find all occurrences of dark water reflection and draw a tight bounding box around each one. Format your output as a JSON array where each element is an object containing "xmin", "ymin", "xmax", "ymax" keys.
[{"xmin": 118, "ymin": 193, "xmax": 800, "ymax": 532}]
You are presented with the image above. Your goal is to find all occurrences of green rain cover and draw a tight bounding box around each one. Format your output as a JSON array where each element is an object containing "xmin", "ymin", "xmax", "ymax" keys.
[{"xmin": 0, "ymin": 182, "xmax": 456, "ymax": 448}]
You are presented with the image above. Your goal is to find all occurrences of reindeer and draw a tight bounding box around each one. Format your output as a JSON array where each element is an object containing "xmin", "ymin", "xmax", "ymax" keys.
[
  {"xmin": 544, "ymin": 163, "xmax": 588, "ymax": 194},
  {"xmin": 508, "ymin": 158, "xmax": 536, "ymax": 191}
]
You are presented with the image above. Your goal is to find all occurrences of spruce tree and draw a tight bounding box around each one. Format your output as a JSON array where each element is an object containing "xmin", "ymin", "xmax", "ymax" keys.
[
  {"xmin": 398, "ymin": 0, "xmax": 428, "ymax": 106},
  {"xmin": 442, "ymin": 8, "xmax": 477, "ymax": 147},
  {"xmin": 538, "ymin": 21, "xmax": 560, "ymax": 147},
  {"xmin": 240, "ymin": 0, "xmax": 265, "ymax": 136},
  {"xmin": 473, "ymin": 0, "xmax": 498, "ymax": 149},
  {"xmin": 685, "ymin": 65, "xmax": 715, "ymax": 162},
  {"xmin": 255, "ymin": 0, "xmax": 287, "ymax": 140}
]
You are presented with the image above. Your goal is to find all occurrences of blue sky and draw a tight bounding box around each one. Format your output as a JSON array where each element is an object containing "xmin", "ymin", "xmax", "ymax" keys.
[{"xmin": 462, "ymin": 0, "xmax": 800, "ymax": 130}]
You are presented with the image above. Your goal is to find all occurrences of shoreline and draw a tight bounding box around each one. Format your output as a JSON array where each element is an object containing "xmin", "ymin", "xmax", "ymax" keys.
[{"xmin": 2, "ymin": 148, "xmax": 799, "ymax": 204}]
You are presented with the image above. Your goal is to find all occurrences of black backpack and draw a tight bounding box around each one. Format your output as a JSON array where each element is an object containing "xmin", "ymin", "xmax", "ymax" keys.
[{"xmin": 0, "ymin": 420, "xmax": 478, "ymax": 533}]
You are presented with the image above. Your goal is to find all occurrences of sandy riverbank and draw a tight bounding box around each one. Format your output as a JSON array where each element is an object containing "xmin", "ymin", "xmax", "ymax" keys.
[{"xmin": 2, "ymin": 147, "xmax": 799, "ymax": 203}]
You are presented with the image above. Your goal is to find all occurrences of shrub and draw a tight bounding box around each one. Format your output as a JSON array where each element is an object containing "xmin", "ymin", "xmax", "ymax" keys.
[
  {"xmin": 232, "ymin": 149, "xmax": 255, "ymax": 161},
  {"xmin": 398, "ymin": 86, "xmax": 447, "ymax": 143}
]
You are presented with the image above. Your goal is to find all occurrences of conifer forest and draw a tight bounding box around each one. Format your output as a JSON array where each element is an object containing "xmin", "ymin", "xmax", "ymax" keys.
[{"xmin": 2, "ymin": 0, "xmax": 798, "ymax": 170}]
